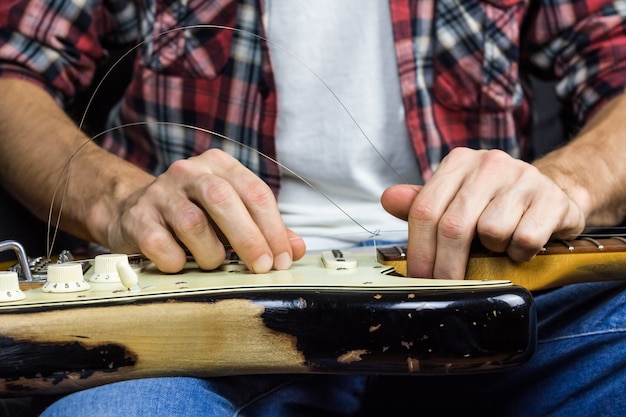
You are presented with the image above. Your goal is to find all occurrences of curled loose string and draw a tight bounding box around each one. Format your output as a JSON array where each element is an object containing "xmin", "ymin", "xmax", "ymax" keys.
[
  {"xmin": 74, "ymin": 120, "xmax": 386, "ymax": 239},
  {"xmin": 47, "ymin": 24, "xmax": 416, "ymax": 256}
]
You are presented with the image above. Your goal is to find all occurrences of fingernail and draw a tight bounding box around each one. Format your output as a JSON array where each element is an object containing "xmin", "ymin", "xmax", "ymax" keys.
[
  {"xmin": 252, "ymin": 254, "xmax": 272, "ymax": 273},
  {"xmin": 273, "ymin": 252, "xmax": 292, "ymax": 270}
]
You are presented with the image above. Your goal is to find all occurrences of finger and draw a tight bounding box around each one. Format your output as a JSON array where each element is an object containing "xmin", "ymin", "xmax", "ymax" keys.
[
  {"xmin": 125, "ymin": 166, "xmax": 227, "ymax": 271},
  {"xmin": 197, "ymin": 150, "xmax": 295, "ymax": 271},
  {"xmin": 137, "ymin": 225, "xmax": 191, "ymax": 273},
  {"xmin": 163, "ymin": 199, "xmax": 226, "ymax": 270},
  {"xmin": 549, "ymin": 190, "xmax": 586, "ymax": 240},
  {"xmin": 103, "ymin": 179, "xmax": 192, "ymax": 273},
  {"xmin": 477, "ymin": 188, "xmax": 545, "ymax": 261},
  {"xmin": 418, "ymin": 149, "xmax": 517, "ymax": 279},
  {"xmin": 287, "ymin": 229, "xmax": 307, "ymax": 261},
  {"xmin": 476, "ymin": 182, "xmax": 532, "ymax": 254},
  {"xmin": 474, "ymin": 162, "xmax": 553, "ymax": 258},
  {"xmin": 118, "ymin": 202, "xmax": 191, "ymax": 273},
  {"xmin": 407, "ymin": 148, "xmax": 482, "ymax": 278},
  {"xmin": 380, "ymin": 184, "xmax": 422, "ymax": 221},
  {"xmin": 231, "ymin": 176, "xmax": 294, "ymax": 270},
  {"xmin": 157, "ymin": 151, "xmax": 285, "ymax": 273},
  {"xmin": 405, "ymin": 167, "xmax": 468, "ymax": 279},
  {"xmin": 430, "ymin": 174, "xmax": 499, "ymax": 280},
  {"xmin": 551, "ymin": 211, "xmax": 585, "ymax": 240},
  {"xmin": 186, "ymin": 172, "xmax": 273, "ymax": 273},
  {"xmin": 507, "ymin": 184, "xmax": 585, "ymax": 261}
]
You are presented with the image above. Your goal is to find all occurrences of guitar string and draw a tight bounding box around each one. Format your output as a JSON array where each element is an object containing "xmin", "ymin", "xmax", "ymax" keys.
[
  {"xmin": 46, "ymin": 24, "xmax": 626, "ymax": 261},
  {"xmin": 46, "ymin": 24, "xmax": 415, "ymax": 259},
  {"xmin": 79, "ymin": 121, "xmax": 389, "ymax": 237}
]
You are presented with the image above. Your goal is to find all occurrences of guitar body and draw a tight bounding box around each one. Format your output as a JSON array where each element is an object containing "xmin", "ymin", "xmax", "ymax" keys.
[{"xmin": 0, "ymin": 249, "xmax": 535, "ymax": 397}]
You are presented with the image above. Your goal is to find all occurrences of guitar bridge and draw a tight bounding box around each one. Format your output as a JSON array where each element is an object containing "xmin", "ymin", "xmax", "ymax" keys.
[{"xmin": 0, "ymin": 240, "xmax": 91, "ymax": 282}]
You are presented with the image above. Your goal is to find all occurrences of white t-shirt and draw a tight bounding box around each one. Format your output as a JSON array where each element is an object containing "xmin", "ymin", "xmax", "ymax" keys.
[{"xmin": 265, "ymin": 0, "xmax": 422, "ymax": 250}]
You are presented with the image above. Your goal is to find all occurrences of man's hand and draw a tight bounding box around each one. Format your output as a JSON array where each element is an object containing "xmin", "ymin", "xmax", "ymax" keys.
[
  {"xmin": 92, "ymin": 148, "xmax": 306, "ymax": 274},
  {"xmin": 0, "ymin": 78, "xmax": 303, "ymax": 274},
  {"xmin": 381, "ymin": 148, "xmax": 585, "ymax": 280}
]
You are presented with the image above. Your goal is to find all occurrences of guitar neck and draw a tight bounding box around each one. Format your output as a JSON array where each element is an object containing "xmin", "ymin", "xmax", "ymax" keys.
[{"xmin": 377, "ymin": 236, "xmax": 626, "ymax": 291}]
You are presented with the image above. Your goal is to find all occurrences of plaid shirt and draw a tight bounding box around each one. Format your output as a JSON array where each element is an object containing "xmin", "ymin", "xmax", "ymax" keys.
[{"xmin": 2, "ymin": 0, "xmax": 626, "ymax": 192}]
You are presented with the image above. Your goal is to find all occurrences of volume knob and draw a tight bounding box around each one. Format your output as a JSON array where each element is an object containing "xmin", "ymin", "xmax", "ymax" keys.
[
  {"xmin": 0, "ymin": 271, "xmax": 26, "ymax": 301},
  {"xmin": 89, "ymin": 254, "xmax": 129, "ymax": 283},
  {"xmin": 42, "ymin": 262, "xmax": 91, "ymax": 293}
]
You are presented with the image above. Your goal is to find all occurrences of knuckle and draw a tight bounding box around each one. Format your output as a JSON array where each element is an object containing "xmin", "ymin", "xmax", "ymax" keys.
[
  {"xmin": 438, "ymin": 213, "xmax": 469, "ymax": 240},
  {"xmin": 409, "ymin": 200, "xmax": 439, "ymax": 223},
  {"xmin": 235, "ymin": 234, "xmax": 263, "ymax": 253},
  {"xmin": 202, "ymin": 148, "xmax": 236, "ymax": 168},
  {"xmin": 166, "ymin": 159, "xmax": 193, "ymax": 176},
  {"xmin": 136, "ymin": 227, "xmax": 171, "ymax": 253},
  {"xmin": 203, "ymin": 178, "xmax": 235, "ymax": 207},
  {"xmin": 194, "ymin": 246, "xmax": 227, "ymax": 271},
  {"xmin": 477, "ymin": 220, "xmax": 506, "ymax": 243},
  {"xmin": 204, "ymin": 147, "xmax": 228, "ymax": 159},
  {"xmin": 172, "ymin": 204, "xmax": 209, "ymax": 236},
  {"xmin": 243, "ymin": 181, "xmax": 275, "ymax": 206},
  {"xmin": 477, "ymin": 233, "xmax": 508, "ymax": 254},
  {"xmin": 444, "ymin": 147, "xmax": 474, "ymax": 162},
  {"xmin": 138, "ymin": 233, "xmax": 186, "ymax": 272},
  {"xmin": 509, "ymin": 231, "xmax": 546, "ymax": 261},
  {"xmin": 478, "ymin": 149, "xmax": 512, "ymax": 171}
]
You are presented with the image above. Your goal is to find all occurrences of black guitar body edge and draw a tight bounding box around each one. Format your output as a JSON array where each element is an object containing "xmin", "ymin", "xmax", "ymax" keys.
[{"xmin": 0, "ymin": 285, "xmax": 536, "ymax": 397}]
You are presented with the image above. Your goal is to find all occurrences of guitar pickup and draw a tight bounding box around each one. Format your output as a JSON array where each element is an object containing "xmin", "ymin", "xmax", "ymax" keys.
[{"xmin": 321, "ymin": 250, "xmax": 357, "ymax": 270}]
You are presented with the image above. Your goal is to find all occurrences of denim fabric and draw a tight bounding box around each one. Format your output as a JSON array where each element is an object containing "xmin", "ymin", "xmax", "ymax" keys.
[
  {"xmin": 40, "ymin": 375, "xmax": 369, "ymax": 417},
  {"xmin": 365, "ymin": 281, "xmax": 626, "ymax": 416},
  {"xmin": 41, "ymin": 281, "xmax": 626, "ymax": 417}
]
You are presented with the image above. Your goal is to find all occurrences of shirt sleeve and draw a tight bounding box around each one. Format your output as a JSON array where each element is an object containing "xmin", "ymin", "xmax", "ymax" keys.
[
  {"xmin": 0, "ymin": 0, "xmax": 131, "ymax": 106},
  {"xmin": 524, "ymin": 0, "xmax": 626, "ymax": 123}
]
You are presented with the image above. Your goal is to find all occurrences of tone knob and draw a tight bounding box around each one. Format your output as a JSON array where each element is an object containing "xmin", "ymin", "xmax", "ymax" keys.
[
  {"xmin": 0, "ymin": 271, "xmax": 26, "ymax": 301},
  {"xmin": 89, "ymin": 254, "xmax": 129, "ymax": 283},
  {"xmin": 42, "ymin": 262, "xmax": 91, "ymax": 293}
]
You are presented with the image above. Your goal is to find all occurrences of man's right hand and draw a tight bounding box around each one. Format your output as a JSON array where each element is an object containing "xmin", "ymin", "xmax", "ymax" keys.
[{"xmin": 96, "ymin": 148, "xmax": 306, "ymax": 274}]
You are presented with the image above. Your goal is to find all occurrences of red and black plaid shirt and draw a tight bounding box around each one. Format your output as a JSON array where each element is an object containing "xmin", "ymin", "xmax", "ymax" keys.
[{"xmin": 2, "ymin": 0, "xmax": 626, "ymax": 193}]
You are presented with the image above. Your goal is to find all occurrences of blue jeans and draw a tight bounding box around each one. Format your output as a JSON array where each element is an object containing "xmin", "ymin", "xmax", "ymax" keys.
[{"xmin": 41, "ymin": 281, "xmax": 626, "ymax": 417}]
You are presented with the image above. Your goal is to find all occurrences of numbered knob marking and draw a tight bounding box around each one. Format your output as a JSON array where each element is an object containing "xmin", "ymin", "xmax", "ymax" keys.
[
  {"xmin": 89, "ymin": 254, "xmax": 129, "ymax": 283},
  {"xmin": 0, "ymin": 271, "xmax": 26, "ymax": 301},
  {"xmin": 42, "ymin": 263, "xmax": 91, "ymax": 293}
]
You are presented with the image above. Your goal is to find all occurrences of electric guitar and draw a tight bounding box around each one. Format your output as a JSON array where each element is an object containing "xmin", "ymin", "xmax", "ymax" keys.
[
  {"xmin": 0, "ymin": 241, "xmax": 536, "ymax": 398},
  {"xmin": 377, "ymin": 235, "xmax": 626, "ymax": 291}
]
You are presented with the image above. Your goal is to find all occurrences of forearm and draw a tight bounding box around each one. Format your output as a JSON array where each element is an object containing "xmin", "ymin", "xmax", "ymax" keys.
[
  {"xmin": 0, "ymin": 78, "xmax": 154, "ymax": 246},
  {"xmin": 534, "ymin": 91, "xmax": 626, "ymax": 226}
]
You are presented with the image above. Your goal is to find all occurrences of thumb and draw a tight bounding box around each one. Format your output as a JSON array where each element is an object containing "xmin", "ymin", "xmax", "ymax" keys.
[{"xmin": 381, "ymin": 184, "xmax": 422, "ymax": 221}]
